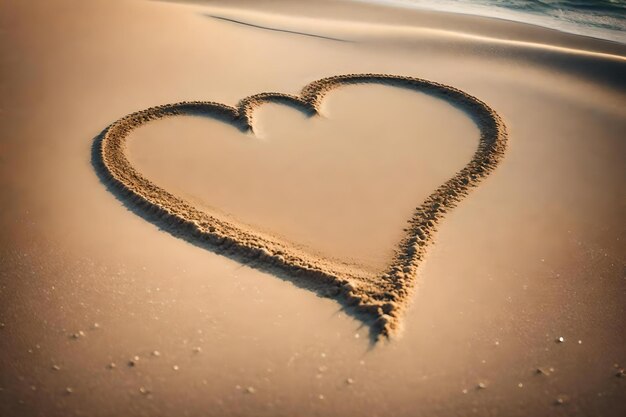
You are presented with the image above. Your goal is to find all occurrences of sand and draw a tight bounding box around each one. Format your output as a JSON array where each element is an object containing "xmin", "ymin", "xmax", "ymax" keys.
[
  {"xmin": 0, "ymin": 0, "xmax": 624, "ymax": 416},
  {"xmin": 126, "ymin": 83, "xmax": 480, "ymax": 271},
  {"xmin": 99, "ymin": 74, "xmax": 506, "ymax": 336}
]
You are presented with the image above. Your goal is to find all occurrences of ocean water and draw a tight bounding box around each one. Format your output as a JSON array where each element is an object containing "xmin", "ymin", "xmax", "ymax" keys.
[{"xmin": 357, "ymin": 0, "xmax": 626, "ymax": 43}]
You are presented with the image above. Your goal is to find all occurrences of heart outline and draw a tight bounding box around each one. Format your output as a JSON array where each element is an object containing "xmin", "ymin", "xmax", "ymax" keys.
[{"xmin": 94, "ymin": 74, "xmax": 507, "ymax": 338}]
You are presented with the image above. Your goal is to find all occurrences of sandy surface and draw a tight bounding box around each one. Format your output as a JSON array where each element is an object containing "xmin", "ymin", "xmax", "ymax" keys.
[
  {"xmin": 0, "ymin": 0, "xmax": 625, "ymax": 416},
  {"xmin": 126, "ymin": 84, "xmax": 479, "ymax": 272}
]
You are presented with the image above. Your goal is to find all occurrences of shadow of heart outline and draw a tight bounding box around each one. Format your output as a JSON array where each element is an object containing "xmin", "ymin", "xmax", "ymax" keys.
[{"xmin": 93, "ymin": 74, "xmax": 507, "ymax": 339}]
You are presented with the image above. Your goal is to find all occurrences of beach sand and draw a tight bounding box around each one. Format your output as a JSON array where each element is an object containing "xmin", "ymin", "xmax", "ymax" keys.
[{"xmin": 0, "ymin": 0, "xmax": 624, "ymax": 416}]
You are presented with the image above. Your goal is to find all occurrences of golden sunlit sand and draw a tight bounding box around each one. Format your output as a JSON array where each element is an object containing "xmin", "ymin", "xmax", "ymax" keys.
[{"xmin": 0, "ymin": 0, "xmax": 624, "ymax": 416}]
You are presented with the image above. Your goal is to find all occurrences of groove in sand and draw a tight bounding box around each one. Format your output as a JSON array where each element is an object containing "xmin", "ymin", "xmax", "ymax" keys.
[
  {"xmin": 94, "ymin": 74, "xmax": 508, "ymax": 338},
  {"xmin": 209, "ymin": 14, "xmax": 351, "ymax": 42}
]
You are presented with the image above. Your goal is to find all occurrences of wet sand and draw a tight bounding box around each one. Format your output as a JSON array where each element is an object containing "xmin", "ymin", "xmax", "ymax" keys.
[{"xmin": 0, "ymin": 0, "xmax": 624, "ymax": 416}]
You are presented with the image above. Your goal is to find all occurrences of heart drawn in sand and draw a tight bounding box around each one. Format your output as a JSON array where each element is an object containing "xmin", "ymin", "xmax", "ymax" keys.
[{"xmin": 94, "ymin": 74, "xmax": 507, "ymax": 338}]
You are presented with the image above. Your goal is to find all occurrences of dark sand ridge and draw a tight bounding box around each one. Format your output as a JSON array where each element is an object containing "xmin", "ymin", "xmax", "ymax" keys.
[
  {"xmin": 95, "ymin": 74, "xmax": 508, "ymax": 338},
  {"xmin": 209, "ymin": 15, "xmax": 351, "ymax": 42}
]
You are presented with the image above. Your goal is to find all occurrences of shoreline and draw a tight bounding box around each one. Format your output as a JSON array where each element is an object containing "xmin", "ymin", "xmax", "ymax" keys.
[
  {"xmin": 349, "ymin": 0, "xmax": 626, "ymax": 45},
  {"xmin": 163, "ymin": 0, "xmax": 626, "ymax": 56}
]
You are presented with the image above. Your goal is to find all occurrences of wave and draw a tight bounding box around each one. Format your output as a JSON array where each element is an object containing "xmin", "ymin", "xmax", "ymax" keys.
[{"xmin": 355, "ymin": 0, "xmax": 626, "ymax": 44}]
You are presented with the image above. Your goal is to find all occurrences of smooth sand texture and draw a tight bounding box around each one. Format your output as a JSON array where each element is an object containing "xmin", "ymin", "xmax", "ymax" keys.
[{"xmin": 0, "ymin": 0, "xmax": 624, "ymax": 416}]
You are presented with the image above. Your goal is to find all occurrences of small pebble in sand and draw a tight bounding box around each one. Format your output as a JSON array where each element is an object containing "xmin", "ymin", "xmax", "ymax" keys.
[
  {"xmin": 92, "ymin": 323, "xmax": 100, "ymax": 330},
  {"xmin": 139, "ymin": 387, "xmax": 151, "ymax": 395},
  {"xmin": 346, "ymin": 378, "xmax": 354, "ymax": 385},
  {"xmin": 462, "ymin": 389, "xmax": 468, "ymax": 394},
  {"xmin": 318, "ymin": 394, "xmax": 325, "ymax": 400},
  {"xmin": 70, "ymin": 331, "xmax": 85, "ymax": 340},
  {"xmin": 151, "ymin": 350, "xmax": 161, "ymax": 357},
  {"xmin": 578, "ymin": 340, "xmax": 582, "ymax": 344},
  {"xmin": 0, "ymin": 322, "xmax": 5, "ymax": 329},
  {"xmin": 192, "ymin": 347, "xmax": 202, "ymax": 354},
  {"xmin": 555, "ymin": 396, "xmax": 567, "ymax": 405},
  {"xmin": 65, "ymin": 387, "xmax": 73, "ymax": 395},
  {"xmin": 107, "ymin": 362, "xmax": 116, "ymax": 370},
  {"xmin": 51, "ymin": 365, "xmax": 61, "ymax": 371},
  {"xmin": 518, "ymin": 383, "xmax": 523, "ymax": 388},
  {"xmin": 172, "ymin": 365, "xmax": 179, "ymax": 371},
  {"xmin": 537, "ymin": 367, "xmax": 555, "ymax": 375},
  {"xmin": 616, "ymin": 369, "xmax": 625, "ymax": 378},
  {"xmin": 556, "ymin": 336, "xmax": 565, "ymax": 343},
  {"xmin": 494, "ymin": 341, "xmax": 500, "ymax": 346},
  {"xmin": 245, "ymin": 386, "xmax": 256, "ymax": 394},
  {"xmin": 30, "ymin": 385, "xmax": 37, "ymax": 391},
  {"xmin": 128, "ymin": 356, "xmax": 140, "ymax": 367},
  {"xmin": 477, "ymin": 382, "xmax": 487, "ymax": 390}
]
